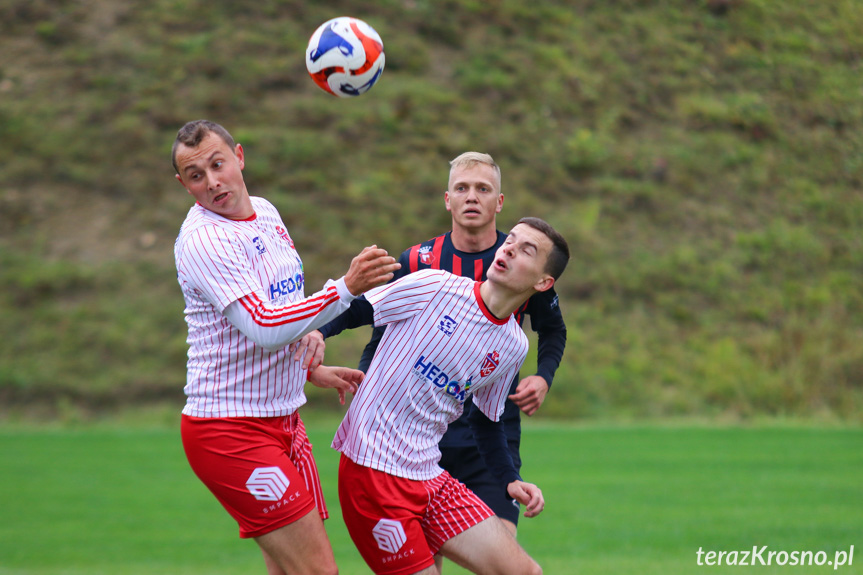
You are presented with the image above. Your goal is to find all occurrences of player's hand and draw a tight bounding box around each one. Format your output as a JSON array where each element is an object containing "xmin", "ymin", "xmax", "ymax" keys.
[
  {"xmin": 344, "ymin": 245, "xmax": 400, "ymax": 296},
  {"xmin": 289, "ymin": 330, "xmax": 326, "ymax": 370},
  {"xmin": 507, "ymin": 480, "xmax": 544, "ymax": 518},
  {"xmin": 508, "ymin": 375, "xmax": 549, "ymax": 417},
  {"xmin": 308, "ymin": 365, "xmax": 363, "ymax": 405}
]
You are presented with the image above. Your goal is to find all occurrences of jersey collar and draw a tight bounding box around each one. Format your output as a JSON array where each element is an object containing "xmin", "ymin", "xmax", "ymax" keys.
[{"xmin": 473, "ymin": 281, "xmax": 509, "ymax": 325}]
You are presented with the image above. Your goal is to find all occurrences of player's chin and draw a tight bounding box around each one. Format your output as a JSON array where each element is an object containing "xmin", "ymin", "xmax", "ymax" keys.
[{"xmin": 487, "ymin": 266, "xmax": 505, "ymax": 281}]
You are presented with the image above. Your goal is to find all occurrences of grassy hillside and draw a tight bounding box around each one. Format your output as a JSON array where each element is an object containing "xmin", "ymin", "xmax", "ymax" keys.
[{"xmin": 1, "ymin": 0, "xmax": 861, "ymax": 422}]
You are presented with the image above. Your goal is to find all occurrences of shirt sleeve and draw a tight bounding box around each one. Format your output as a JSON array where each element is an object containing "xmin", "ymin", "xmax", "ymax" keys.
[
  {"xmin": 181, "ymin": 225, "xmax": 260, "ymax": 311},
  {"xmin": 364, "ymin": 269, "xmax": 446, "ymax": 327},
  {"xmin": 318, "ymin": 296, "xmax": 375, "ymax": 339},
  {"xmin": 354, "ymin": 248, "xmax": 412, "ymax": 372},
  {"xmin": 184, "ymin": 225, "xmax": 357, "ymax": 351},
  {"xmin": 357, "ymin": 325, "xmax": 385, "ymax": 373},
  {"xmin": 525, "ymin": 287, "xmax": 567, "ymax": 388},
  {"xmin": 222, "ymin": 277, "xmax": 356, "ymax": 351},
  {"xmin": 468, "ymin": 406, "xmax": 521, "ymax": 489}
]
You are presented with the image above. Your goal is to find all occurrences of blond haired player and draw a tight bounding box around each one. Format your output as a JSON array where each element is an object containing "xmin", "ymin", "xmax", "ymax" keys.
[{"xmin": 172, "ymin": 119, "xmax": 399, "ymax": 575}]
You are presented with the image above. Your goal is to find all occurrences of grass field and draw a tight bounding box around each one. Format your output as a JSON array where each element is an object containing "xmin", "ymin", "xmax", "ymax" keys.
[{"xmin": 0, "ymin": 416, "xmax": 860, "ymax": 574}]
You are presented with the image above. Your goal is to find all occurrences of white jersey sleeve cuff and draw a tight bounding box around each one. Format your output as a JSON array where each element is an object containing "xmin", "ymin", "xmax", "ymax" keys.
[{"xmin": 334, "ymin": 276, "xmax": 357, "ymax": 303}]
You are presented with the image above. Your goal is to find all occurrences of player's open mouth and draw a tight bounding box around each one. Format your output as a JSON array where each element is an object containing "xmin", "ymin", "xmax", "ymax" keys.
[
  {"xmin": 214, "ymin": 192, "xmax": 229, "ymax": 203},
  {"xmin": 493, "ymin": 258, "xmax": 507, "ymax": 271}
]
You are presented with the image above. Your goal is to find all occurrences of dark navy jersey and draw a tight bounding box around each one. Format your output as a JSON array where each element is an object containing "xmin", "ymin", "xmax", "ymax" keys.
[{"xmin": 322, "ymin": 230, "xmax": 567, "ymax": 447}]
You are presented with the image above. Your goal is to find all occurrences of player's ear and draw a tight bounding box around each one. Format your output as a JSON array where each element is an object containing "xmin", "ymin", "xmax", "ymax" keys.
[
  {"xmin": 175, "ymin": 173, "xmax": 191, "ymax": 194},
  {"xmin": 533, "ymin": 274, "xmax": 555, "ymax": 293},
  {"xmin": 444, "ymin": 191, "xmax": 452, "ymax": 212},
  {"xmin": 235, "ymin": 143, "xmax": 245, "ymax": 170},
  {"xmin": 496, "ymin": 192, "xmax": 504, "ymax": 213}
]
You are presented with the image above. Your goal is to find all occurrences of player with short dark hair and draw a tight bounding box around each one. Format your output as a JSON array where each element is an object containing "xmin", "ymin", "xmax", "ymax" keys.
[{"xmin": 325, "ymin": 218, "xmax": 569, "ymax": 574}]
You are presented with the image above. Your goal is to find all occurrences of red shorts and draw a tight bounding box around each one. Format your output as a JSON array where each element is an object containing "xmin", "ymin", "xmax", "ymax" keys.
[
  {"xmin": 181, "ymin": 413, "xmax": 326, "ymax": 538},
  {"xmin": 338, "ymin": 454, "xmax": 494, "ymax": 575}
]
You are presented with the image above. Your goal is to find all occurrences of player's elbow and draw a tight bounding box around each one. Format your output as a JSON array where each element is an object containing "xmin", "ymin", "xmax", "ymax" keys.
[{"xmin": 242, "ymin": 330, "xmax": 287, "ymax": 352}]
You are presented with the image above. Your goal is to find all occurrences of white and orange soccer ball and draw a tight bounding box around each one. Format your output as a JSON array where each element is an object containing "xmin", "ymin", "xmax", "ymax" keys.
[{"xmin": 305, "ymin": 17, "xmax": 385, "ymax": 97}]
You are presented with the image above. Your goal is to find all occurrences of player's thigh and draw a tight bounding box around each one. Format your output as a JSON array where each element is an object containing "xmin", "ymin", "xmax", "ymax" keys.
[
  {"xmin": 438, "ymin": 516, "xmax": 541, "ymax": 575},
  {"xmin": 338, "ymin": 455, "xmax": 437, "ymax": 574},
  {"xmin": 255, "ymin": 508, "xmax": 337, "ymax": 575},
  {"xmin": 439, "ymin": 444, "xmax": 522, "ymax": 527}
]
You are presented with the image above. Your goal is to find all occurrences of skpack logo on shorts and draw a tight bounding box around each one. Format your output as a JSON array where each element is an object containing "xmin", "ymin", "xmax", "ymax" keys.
[
  {"xmin": 246, "ymin": 466, "xmax": 290, "ymax": 501},
  {"xmin": 413, "ymin": 355, "xmax": 472, "ymax": 403},
  {"xmin": 373, "ymin": 518, "xmax": 406, "ymax": 554}
]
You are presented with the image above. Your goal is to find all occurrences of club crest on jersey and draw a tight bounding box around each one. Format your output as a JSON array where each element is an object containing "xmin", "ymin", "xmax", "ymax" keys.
[
  {"xmin": 480, "ymin": 351, "xmax": 500, "ymax": 377},
  {"xmin": 252, "ymin": 236, "xmax": 267, "ymax": 255},
  {"xmin": 413, "ymin": 355, "xmax": 473, "ymax": 403},
  {"xmin": 275, "ymin": 225, "xmax": 294, "ymax": 248},
  {"xmin": 418, "ymin": 245, "xmax": 434, "ymax": 265},
  {"xmin": 437, "ymin": 315, "xmax": 458, "ymax": 336}
]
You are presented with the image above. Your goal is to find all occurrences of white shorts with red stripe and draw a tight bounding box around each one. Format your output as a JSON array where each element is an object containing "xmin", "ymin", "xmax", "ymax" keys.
[
  {"xmin": 181, "ymin": 413, "xmax": 326, "ymax": 538},
  {"xmin": 338, "ymin": 454, "xmax": 494, "ymax": 575}
]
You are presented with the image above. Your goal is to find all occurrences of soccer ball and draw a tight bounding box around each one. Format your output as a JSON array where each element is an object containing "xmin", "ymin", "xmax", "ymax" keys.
[{"xmin": 305, "ymin": 17, "xmax": 385, "ymax": 97}]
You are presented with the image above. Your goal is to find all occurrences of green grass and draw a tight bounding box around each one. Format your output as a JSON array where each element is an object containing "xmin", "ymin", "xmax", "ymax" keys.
[{"xmin": 0, "ymin": 417, "xmax": 859, "ymax": 574}]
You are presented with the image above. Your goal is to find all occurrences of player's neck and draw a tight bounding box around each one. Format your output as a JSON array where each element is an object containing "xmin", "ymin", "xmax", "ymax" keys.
[
  {"xmin": 478, "ymin": 281, "xmax": 530, "ymax": 320},
  {"xmin": 450, "ymin": 224, "xmax": 498, "ymax": 254}
]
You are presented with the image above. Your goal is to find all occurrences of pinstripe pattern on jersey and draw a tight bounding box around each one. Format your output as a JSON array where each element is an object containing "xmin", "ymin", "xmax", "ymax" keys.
[
  {"xmin": 332, "ymin": 269, "xmax": 528, "ymax": 481},
  {"xmin": 175, "ymin": 197, "xmax": 338, "ymax": 418}
]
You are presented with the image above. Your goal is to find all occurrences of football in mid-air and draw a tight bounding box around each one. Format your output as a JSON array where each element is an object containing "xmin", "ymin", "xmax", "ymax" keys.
[{"xmin": 305, "ymin": 17, "xmax": 385, "ymax": 97}]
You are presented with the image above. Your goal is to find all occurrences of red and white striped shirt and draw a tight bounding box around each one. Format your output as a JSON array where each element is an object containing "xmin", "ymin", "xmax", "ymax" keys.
[
  {"xmin": 175, "ymin": 197, "xmax": 355, "ymax": 418},
  {"xmin": 332, "ymin": 269, "xmax": 529, "ymax": 480}
]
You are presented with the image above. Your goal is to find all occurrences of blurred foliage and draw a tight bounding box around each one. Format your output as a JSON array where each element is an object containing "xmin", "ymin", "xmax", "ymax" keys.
[{"xmin": 1, "ymin": 0, "xmax": 861, "ymax": 422}]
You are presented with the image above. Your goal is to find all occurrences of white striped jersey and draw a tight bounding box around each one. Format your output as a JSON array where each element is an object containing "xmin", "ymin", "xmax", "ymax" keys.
[
  {"xmin": 332, "ymin": 269, "xmax": 529, "ymax": 480},
  {"xmin": 174, "ymin": 196, "xmax": 353, "ymax": 418}
]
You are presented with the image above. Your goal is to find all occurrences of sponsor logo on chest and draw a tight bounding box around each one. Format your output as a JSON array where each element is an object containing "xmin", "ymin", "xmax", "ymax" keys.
[
  {"xmin": 269, "ymin": 273, "xmax": 305, "ymax": 300},
  {"xmin": 412, "ymin": 355, "xmax": 473, "ymax": 403}
]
